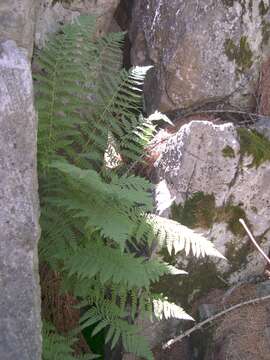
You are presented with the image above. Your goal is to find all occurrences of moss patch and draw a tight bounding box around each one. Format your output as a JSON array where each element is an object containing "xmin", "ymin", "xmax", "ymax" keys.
[
  {"xmin": 52, "ymin": 0, "xmax": 73, "ymax": 5},
  {"xmin": 171, "ymin": 192, "xmax": 248, "ymax": 236},
  {"xmin": 221, "ymin": 0, "xmax": 235, "ymax": 6},
  {"xmin": 225, "ymin": 240, "xmax": 251, "ymax": 272},
  {"xmin": 167, "ymin": 194, "xmax": 251, "ymax": 305},
  {"xmin": 259, "ymin": 0, "xmax": 270, "ymax": 16},
  {"xmin": 237, "ymin": 128, "xmax": 270, "ymax": 167},
  {"xmin": 171, "ymin": 192, "xmax": 216, "ymax": 229},
  {"xmin": 262, "ymin": 20, "xmax": 270, "ymax": 45},
  {"xmin": 152, "ymin": 260, "xmax": 226, "ymax": 311},
  {"xmin": 217, "ymin": 204, "xmax": 248, "ymax": 236},
  {"xmin": 156, "ymin": 196, "xmax": 253, "ymax": 322},
  {"xmin": 222, "ymin": 145, "xmax": 235, "ymax": 158},
  {"xmin": 224, "ymin": 36, "xmax": 253, "ymax": 74}
]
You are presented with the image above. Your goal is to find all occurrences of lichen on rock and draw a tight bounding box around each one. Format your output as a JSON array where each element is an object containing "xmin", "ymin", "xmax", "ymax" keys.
[
  {"xmin": 171, "ymin": 192, "xmax": 216, "ymax": 229},
  {"xmin": 224, "ymin": 36, "xmax": 253, "ymax": 74},
  {"xmin": 237, "ymin": 127, "xmax": 270, "ymax": 167},
  {"xmin": 222, "ymin": 145, "xmax": 236, "ymax": 158},
  {"xmin": 0, "ymin": 40, "xmax": 41, "ymax": 360},
  {"xmin": 129, "ymin": 0, "xmax": 270, "ymax": 113},
  {"xmin": 154, "ymin": 120, "xmax": 270, "ymax": 285}
]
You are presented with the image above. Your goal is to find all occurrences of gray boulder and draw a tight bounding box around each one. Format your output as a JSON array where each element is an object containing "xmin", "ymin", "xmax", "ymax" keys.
[
  {"xmin": 0, "ymin": 0, "xmax": 40, "ymax": 58},
  {"xmin": 154, "ymin": 121, "xmax": 270, "ymax": 284},
  {"xmin": 0, "ymin": 40, "xmax": 41, "ymax": 360},
  {"xmin": 35, "ymin": 0, "xmax": 121, "ymax": 49},
  {"xmin": 130, "ymin": 0, "xmax": 270, "ymax": 113}
]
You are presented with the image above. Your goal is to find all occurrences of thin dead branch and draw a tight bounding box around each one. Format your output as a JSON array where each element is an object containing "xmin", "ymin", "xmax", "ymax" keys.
[
  {"xmin": 163, "ymin": 294, "xmax": 270, "ymax": 349},
  {"xmin": 163, "ymin": 220, "xmax": 270, "ymax": 350},
  {"xmin": 239, "ymin": 218, "xmax": 270, "ymax": 266}
]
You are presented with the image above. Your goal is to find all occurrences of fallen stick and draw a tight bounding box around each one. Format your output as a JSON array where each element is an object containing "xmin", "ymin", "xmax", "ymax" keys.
[
  {"xmin": 163, "ymin": 294, "xmax": 270, "ymax": 349},
  {"xmin": 239, "ymin": 218, "xmax": 270, "ymax": 266},
  {"xmin": 163, "ymin": 218, "xmax": 270, "ymax": 349}
]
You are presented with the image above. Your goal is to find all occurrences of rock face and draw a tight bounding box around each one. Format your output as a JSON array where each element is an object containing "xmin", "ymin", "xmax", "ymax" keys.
[
  {"xmin": 154, "ymin": 121, "xmax": 270, "ymax": 285},
  {"xmin": 0, "ymin": 0, "xmax": 40, "ymax": 58},
  {"xmin": 0, "ymin": 1, "xmax": 122, "ymax": 359},
  {"xmin": 0, "ymin": 2, "xmax": 191, "ymax": 360},
  {"xmin": 130, "ymin": 0, "xmax": 270, "ymax": 113},
  {"xmin": 123, "ymin": 119, "xmax": 270, "ymax": 359},
  {"xmin": 35, "ymin": 0, "xmax": 121, "ymax": 49},
  {"xmin": 202, "ymin": 283, "xmax": 270, "ymax": 360},
  {"xmin": 0, "ymin": 40, "xmax": 41, "ymax": 360},
  {"xmin": 149, "ymin": 120, "xmax": 270, "ymax": 358},
  {"xmin": 0, "ymin": 0, "xmax": 121, "ymax": 56}
]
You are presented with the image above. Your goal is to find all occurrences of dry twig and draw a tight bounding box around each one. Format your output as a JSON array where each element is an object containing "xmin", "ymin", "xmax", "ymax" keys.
[
  {"xmin": 163, "ymin": 219, "xmax": 270, "ymax": 350},
  {"xmin": 163, "ymin": 294, "xmax": 270, "ymax": 349},
  {"xmin": 239, "ymin": 218, "xmax": 270, "ymax": 266}
]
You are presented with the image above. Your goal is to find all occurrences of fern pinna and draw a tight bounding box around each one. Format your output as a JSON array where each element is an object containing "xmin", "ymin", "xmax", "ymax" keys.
[{"xmin": 36, "ymin": 16, "xmax": 224, "ymax": 359}]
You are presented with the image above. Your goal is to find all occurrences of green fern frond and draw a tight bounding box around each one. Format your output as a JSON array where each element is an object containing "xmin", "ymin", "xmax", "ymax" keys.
[
  {"xmin": 35, "ymin": 16, "xmax": 99, "ymax": 173},
  {"xmin": 78, "ymin": 302, "xmax": 153, "ymax": 360},
  {"xmin": 36, "ymin": 15, "xmax": 156, "ymax": 173},
  {"xmin": 64, "ymin": 241, "xmax": 169, "ymax": 289},
  {"xmin": 80, "ymin": 65, "xmax": 155, "ymax": 167},
  {"xmin": 48, "ymin": 161, "xmax": 154, "ymax": 249},
  {"xmin": 153, "ymin": 298, "xmax": 194, "ymax": 321},
  {"xmin": 147, "ymin": 215, "xmax": 226, "ymax": 259},
  {"xmin": 166, "ymin": 265, "xmax": 188, "ymax": 275},
  {"xmin": 42, "ymin": 321, "xmax": 100, "ymax": 360}
]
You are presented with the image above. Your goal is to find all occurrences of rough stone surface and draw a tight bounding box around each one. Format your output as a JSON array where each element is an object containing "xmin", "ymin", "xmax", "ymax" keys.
[
  {"xmin": 130, "ymin": 0, "xmax": 270, "ymax": 113},
  {"xmin": 198, "ymin": 303, "xmax": 217, "ymax": 320},
  {"xmin": 0, "ymin": 40, "xmax": 41, "ymax": 360},
  {"xmin": 154, "ymin": 121, "xmax": 270, "ymax": 284},
  {"xmin": 35, "ymin": 0, "xmax": 121, "ymax": 48},
  {"xmin": 0, "ymin": 0, "xmax": 121, "ymax": 55},
  {"xmin": 35, "ymin": 1, "xmax": 80, "ymax": 49},
  {"xmin": 68, "ymin": 0, "xmax": 120, "ymax": 34},
  {"xmin": 0, "ymin": 0, "xmax": 41, "ymax": 58},
  {"xmin": 253, "ymin": 116, "xmax": 270, "ymax": 141},
  {"xmin": 155, "ymin": 121, "xmax": 240, "ymax": 208},
  {"xmin": 203, "ymin": 284, "xmax": 270, "ymax": 360},
  {"xmin": 256, "ymin": 280, "xmax": 270, "ymax": 296}
]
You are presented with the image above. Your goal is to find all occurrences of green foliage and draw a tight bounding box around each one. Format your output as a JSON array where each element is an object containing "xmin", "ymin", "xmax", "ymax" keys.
[
  {"xmin": 237, "ymin": 128, "xmax": 270, "ymax": 167},
  {"xmin": 42, "ymin": 322, "xmax": 100, "ymax": 360},
  {"xmin": 222, "ymin": 145, "xmax": 235, "ymax": 158},
  {"xmin": 36, "ymin": 16, "xmax": 224, "ymax": 359},
  {"xmin": 170, "ymin": 189, "xmax": 251, "ymax": 238},
  {"xmin": 225, "ymin": 240, "xmax": 251, "ymax": 272},
  {"xmin": 259, "ymin": 0, "xmax": 270, "ymax": 16},
  {"xmin": 217, "ymin": 203, "xmax": 248, "ymax": 236},
  {"xmin": 78, "ymin": 301, "xmax": 154, "ymax": 360},
  {"xmin": 63, "ymin": 240, "xmax": 170, "ymax": 289},
  {"xmin": 171, "ymin": 192, "xmax": 216, "ymax": 229},
  {"xmin": 154, "ymin": 261, "xmax": 226, "ymax": 312},
  {"xmin": 224, "ymin": 36, "xmax": 253, "ymax": 74},
  {"xmin": 152, "ymin": 297, "xmax": 194, "ymax": 321},
  {"xmin": 148, "ymin": 214, "xmax": 225, "ymax": 259}
]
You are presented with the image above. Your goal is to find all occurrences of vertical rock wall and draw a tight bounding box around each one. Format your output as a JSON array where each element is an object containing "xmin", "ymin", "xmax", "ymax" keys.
[
  {"xmin": 0, "ymin": 40, "xmax": 41, "ymax": 360},
  {"xmin": 0, "ymin": 0, "xmax": 42, "ymax": 358},
  {"xmin": 129, "ymin": 0, "xmax": 270, "ymax": 113},
  {"xmin": 0, "ymin": 0, "xmax": 40, "ymax": 59}
]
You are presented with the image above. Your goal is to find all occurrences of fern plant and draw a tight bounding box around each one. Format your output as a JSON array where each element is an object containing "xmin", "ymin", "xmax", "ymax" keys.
[
  {"xmin": 35, "ymin": 16, "xmax": 224, "ymax": 360},
  {"xmin": 42, "ymin": 322, "xmax": 99, "ymax": 360}
]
